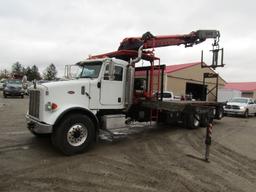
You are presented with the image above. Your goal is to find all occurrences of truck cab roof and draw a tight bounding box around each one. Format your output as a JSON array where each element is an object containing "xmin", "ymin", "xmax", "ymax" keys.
[{"xmin": 76, "ymin": 58, "xmax": 128, "ymax": 67}]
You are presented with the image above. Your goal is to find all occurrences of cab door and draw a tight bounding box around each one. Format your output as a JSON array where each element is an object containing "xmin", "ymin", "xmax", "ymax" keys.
[{"xmin": 100, "ymin": 63, "xmax": 125, "ymax": 107}]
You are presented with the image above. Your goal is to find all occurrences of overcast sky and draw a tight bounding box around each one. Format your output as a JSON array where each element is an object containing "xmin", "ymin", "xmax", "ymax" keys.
[{"xmin": 0, "ymin": 0, "xmax": 255, "ymax": 82}]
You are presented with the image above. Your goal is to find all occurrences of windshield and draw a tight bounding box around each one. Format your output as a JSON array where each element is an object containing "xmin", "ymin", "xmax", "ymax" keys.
[
  {"xmin": 230, "ymin": 98, "xmax": 248, "ymax": 103},
  {"xmin": 7, "ymin": 79, "xmax": 22, "ymax": 85},
  {"xmin": 79, "ymin": 61, "xmax": 102, "ymax": 78}
]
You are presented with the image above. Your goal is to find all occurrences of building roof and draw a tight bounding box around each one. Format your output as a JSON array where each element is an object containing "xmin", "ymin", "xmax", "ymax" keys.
[
  {"xmin": 135, "ymin": 62, "xmax": 201, "ymax": 76},
  {"xmin": 165, "ymin": 62, "xmax": 200, "ymax": 73},
  {"xmin": 224, "ymin": 82, "xmax": 256, "ymax": 91}
]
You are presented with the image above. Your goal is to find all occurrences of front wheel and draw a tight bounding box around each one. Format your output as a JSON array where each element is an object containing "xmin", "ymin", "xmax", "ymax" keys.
[
  {"xmin": 244, "ymin": 110, "xmax": 249, "ymax": 118},
  {"xmin": 52, "ymin": 114, "xmax": 95, "ymax": 155}
]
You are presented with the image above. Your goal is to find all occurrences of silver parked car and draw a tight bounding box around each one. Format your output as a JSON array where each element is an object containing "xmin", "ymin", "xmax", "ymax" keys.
[
  {"xmin": 224, "ymin": 97, "xmax": 256, "ymax": 118},
  {"xmin": 3, "ymin": 79, "xmax": 25, "ymax": 98}
]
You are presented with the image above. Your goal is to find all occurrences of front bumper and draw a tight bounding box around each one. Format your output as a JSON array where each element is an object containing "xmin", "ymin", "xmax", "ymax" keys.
[
  {"xmin": 26, "ymin": 114, "xmax": 53, "ymax": 134},
  {"xmin": 224, "ymin": 109, "xmax": 245, "ymax": 115},
  {"xmin": 4, "ymin": 90, "xmax": 25, "ymax": 96}
]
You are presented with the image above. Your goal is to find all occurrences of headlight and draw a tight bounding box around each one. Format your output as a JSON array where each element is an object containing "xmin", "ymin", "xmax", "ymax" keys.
[{"xmin": 240, "ymin": 106, "xmax": 245, "ymax": 110}]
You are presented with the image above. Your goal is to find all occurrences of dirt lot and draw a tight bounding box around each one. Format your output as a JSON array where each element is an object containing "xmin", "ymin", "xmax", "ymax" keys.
[{"xmin": 0, "ymin": 95, "xmax": 256, "ymax": 192}]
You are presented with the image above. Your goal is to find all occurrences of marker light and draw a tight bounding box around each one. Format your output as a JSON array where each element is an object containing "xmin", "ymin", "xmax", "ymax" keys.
[
  {"xmin": 46, "ymin": 102, "xmax": 58, "ymax": 111},
  {"xmin": 51, "ymin": 103, "xmax": 58, "ymax": 110}
]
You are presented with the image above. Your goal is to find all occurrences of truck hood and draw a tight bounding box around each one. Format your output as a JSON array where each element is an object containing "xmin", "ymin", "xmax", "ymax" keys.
[
  {"xmin": 41, "ymin": 79, "xmax": 90, "ymax": 89},
  {"xmin": 32, "ymin": 79, "xmax": 94, "ymax": 125},
  {"xmin": 37, "ymin": 79, "xmax": 92, "ymax": 103}
]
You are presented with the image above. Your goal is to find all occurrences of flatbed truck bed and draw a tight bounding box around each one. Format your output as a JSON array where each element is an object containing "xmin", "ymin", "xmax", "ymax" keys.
[{"xmin": 138, "ymin": 100, "xmax": 225, "ymax": 129}]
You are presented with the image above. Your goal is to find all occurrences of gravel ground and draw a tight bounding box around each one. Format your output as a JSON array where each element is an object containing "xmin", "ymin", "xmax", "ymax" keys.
[{"xmin": 0, "ymin": 94, "xmax": 256, "ymax": 192}]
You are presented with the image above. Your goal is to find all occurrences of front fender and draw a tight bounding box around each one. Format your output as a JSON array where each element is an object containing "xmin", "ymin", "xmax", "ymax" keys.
[{"xmin": 53, "ymin": 107, "xmax": 100, "ymax": 131}]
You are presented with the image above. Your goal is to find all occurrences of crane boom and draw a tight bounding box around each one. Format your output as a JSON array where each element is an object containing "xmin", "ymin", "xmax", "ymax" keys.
[
  {"xmin": 118, "ymin": 30, "xmax": 220, "ymax": 51},
  {"xmin": 89, "ymin": 29, "xmax": 222, "ymax": 66}
]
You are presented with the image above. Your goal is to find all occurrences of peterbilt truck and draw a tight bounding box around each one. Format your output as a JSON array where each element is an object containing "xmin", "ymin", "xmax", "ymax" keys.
[{"xmin": 26, "ymin": 30, "xmax": 225, "ymax": 155}]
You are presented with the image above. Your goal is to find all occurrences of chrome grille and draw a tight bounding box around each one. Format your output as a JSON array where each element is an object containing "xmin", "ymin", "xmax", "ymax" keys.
[
  {"xmin": 226, "ymin": 105, "xmax": 240, "ymax": 110},
  {"xmin": 29, "ymin": 90, "xmax": 40, "ymax": 118},
  {"xmin": 226, "ymin": 105, "xmax": 231, "ymax": 109},
  {"xmin": 232, "ymin": 105, "xmax": 240, "ymax": 109}
]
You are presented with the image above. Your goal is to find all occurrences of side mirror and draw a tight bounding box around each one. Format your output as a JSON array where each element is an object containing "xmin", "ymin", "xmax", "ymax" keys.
[
  {"xmin": 103, "ymin": 60, "xmax": 115, "ymax": 80},
  {"xmin": 103, "ymin": 73, "xmax": 109, "ymax": 80}
]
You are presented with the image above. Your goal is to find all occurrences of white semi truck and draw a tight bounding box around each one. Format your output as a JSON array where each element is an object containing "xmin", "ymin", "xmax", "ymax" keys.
[{"xmin": 26, "ymin": 30, "xmax": 225, "ymax": 155}]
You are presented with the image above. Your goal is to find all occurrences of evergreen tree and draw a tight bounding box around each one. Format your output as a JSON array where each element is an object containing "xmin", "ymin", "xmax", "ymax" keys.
[
  {"xmin": 43, "ymin": 63, "xmax": 57, "ymax": 80},
  {"xmin": 25, "ymin": 66, "xmax": 33, "ymax": 81},
  {"xmin": 30, "ymin": 65, "xmax": 41, "ymax": 80},
  {"xmin": 11, "ymin": 61, "xmax": 23, "ymax": 77}
]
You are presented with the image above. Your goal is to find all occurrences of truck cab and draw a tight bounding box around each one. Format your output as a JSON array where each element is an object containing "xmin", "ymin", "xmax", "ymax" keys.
[{"xmin": 27, "ymin": 58, "xmax": 132, "ymax": 155}]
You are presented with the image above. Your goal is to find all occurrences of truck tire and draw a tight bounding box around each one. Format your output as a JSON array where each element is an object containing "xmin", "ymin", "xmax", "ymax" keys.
[
  {"xmin": 244, "ymin": 110, "xmax": 249, "ymax": 118},
  {"xmin": 200, "ymin": 114, "xmax": 208, "ymax": 127},
  {"xmin": 184, "ymin": 113, "xmax": 200, "ymax": 129},
  {"xmin": 216, "ymin": 107, "xmax": 224, "ymax": 119},
  {"xmin": 52, "ymin": 113, "xmax": 95, "ymax": 155}
]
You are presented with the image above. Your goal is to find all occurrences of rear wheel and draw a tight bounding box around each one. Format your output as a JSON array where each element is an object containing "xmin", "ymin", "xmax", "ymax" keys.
[
  {"xmin": 244, "ymin": 110, "xmax": 249, "ymax": 118},
  {"xmin": 216, "ymin": 108, "xmax": 224, "ymax": 119},
  {"xmin": 185, "ymin": 113, "xmax": 200, "ymax": 129},
  {"xmin": 52, "ymin": 113, "xmax": 95, "ymax": 155},
  {"xmin": 200, "ymin": 114, "xmax": 209, "ymax": 127}
]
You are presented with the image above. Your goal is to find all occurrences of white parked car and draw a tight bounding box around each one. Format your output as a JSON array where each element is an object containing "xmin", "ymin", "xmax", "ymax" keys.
[
  {"xmin": 224, "ymin": 97, "xmax": 256, "ymax": 117},
  {"xmin": 154, "ymin": 91, "xmax": 174, "ymax": 101}
]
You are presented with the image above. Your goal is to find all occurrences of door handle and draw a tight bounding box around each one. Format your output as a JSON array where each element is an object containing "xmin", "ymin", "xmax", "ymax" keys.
[
  {"xmin": 81, "ymin": 86, "xmax": 85, "ymax": 95},
  {"xmin": 97, "ymin": 82, "xmax": 101, "ymax": 88}
]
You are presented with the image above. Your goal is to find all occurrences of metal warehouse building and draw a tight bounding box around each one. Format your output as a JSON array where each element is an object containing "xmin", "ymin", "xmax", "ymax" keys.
[{"xmin": 136, "ymin": 61, "xmax": 226, "ymax": 101}]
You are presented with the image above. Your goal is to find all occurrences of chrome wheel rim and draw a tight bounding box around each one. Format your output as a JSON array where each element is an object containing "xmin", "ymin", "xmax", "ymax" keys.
[
  {"xmin": 218, "ymin": 111, "xmax": 223, "ymax": 118},
  {"xmin": 67, "ymin": 123, "xmax": 88, "ymax": 147},
  {"xmin": 194, "ymin": 114, "xmax": 200, "ymax": 127},
  {"xmin": 213, "ymin": 108, "xmax": 216, "ymax": 116}
]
